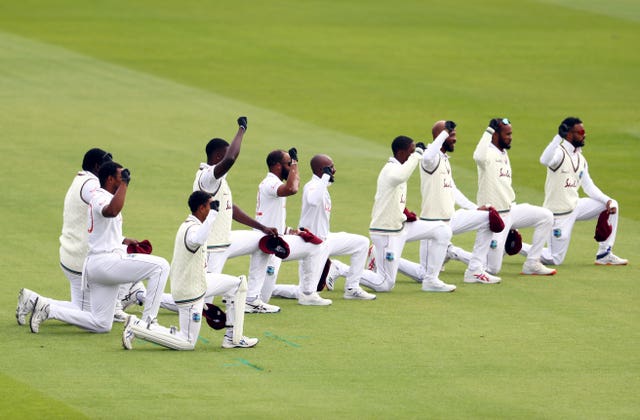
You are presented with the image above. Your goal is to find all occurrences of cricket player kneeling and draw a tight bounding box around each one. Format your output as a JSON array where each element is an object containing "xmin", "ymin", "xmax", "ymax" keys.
[{"xmin": 122, "ymin": 191, "xmax": 258, "ymax": 350}]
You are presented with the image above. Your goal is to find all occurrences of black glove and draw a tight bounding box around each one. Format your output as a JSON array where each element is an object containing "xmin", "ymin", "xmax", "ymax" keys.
[
  {"xmin": 237, "ymin": 116, "xmax": 247, "ymax": 130},
  {"xmin": 445, "ymin": 120, "xmax": 457, "ymax": 132},
  {"xmin": 210, "ymin": 200, "xmax": 220, "ymax": 212},
  {"xmin": 558, "ymin": 123, "xmax": 569, "ymax": 138},
  {"xmin": 322, "ymin": 166, "xmax": 335, "ymax": 183},
  {"xmin": 415, "ymin": 142, "xmax": 426, "ymax": 152},
  {"xmin": 288, "ymin": 147, "xmax": 298, "ymax": 162},
  {"xmin": 489, "ymin": 118, "xmax": 501, "ymax": 131},
  {"xmin": 121, "ymin": 168, "xmax": 131, "ymax": 186}
]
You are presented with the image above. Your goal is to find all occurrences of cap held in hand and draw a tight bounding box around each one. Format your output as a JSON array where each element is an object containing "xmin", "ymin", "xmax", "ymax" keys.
[
  {"xmin": 594, "ymin": 210, "xmax": 612, "ymax": 242},
  {"xmin": 488, "ymin": 208, "xmax": 505, "ymax": 233},
  {"xmin": 127, "ymin": 239, "xmax": 153, "ymax": 254},
  {"xmin": 504, "ymin": 229, "xmax": 522, "ymax": 256},
  {"xmin": 258, "ymin": 235, "xmax": 291, "ymax": 259}
]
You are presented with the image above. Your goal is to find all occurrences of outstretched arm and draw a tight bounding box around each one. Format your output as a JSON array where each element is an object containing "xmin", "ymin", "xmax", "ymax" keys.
[{"xmin": 232, "ymin": 204, "xmax": 278, "ymax": 235}]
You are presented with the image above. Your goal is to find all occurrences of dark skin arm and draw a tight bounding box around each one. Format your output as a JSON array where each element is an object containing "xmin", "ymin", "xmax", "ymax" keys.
[
  {"xmin": 102, "ymin": 170, "xmax": 126, "ymax": 218},
  {"xmin": 232, "ymin": 204, "xmax": 278, "ymax": 236},
  {"xmin": 213, "ymin": 126, "xmax": 246, "ymax": 179}
]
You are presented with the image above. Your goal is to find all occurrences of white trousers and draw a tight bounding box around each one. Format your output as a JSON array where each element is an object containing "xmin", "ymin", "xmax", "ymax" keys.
[
  {"xmin": 131, "ymin": 273, "xmax": 247, "ymax": 351},
  {"xmin": 366, "ymin": 221, "xmax": 451, "ymax": 292},
  {"xmin": 272, "ymin": 231, "xmax": 373, "ymax": 298},
  {"xmin": 49, "ymin": 252, "xmax": 169, "ymax": 333},
  {"xmin": 159, "ymin": 273, "xmax": 241, "ymax": 324},
  {"xmin": 253, "ymin": 235, "xmax": 330, "ymax": 301},
  {"xmin": 56, "ymin": 264, "xmax": 91, "ymax": 311},
  {"xmin": 486, "ymin": 203, "xmax": 553, "ymax": 274},
  {"xmin": 536, "ymin": 198, "xmax": 619, "ymax": 265},
  {"xmin": 398, "ymin": 209, "xmax": 493, "ymax": 280},
  {"xmin": 206, "ymin": 230, "xmax": 265, "ymax": 274}
]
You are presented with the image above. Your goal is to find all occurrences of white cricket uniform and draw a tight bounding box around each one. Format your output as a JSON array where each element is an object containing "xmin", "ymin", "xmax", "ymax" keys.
[
  {"xmin": 364, "ymin": 150, "xmax": 452, "ymax": 292},
  {"xmin": 535, "ymin": 135, "xmax": 619, "ymax": 264},
  {"xmin": 474, "ymin": 127, "xmax": 553, "ymax": 274},
  {"xmin": 57, "ymin": 171, "xmax": 98, "ymax": 310},
  {"xmin": 273, "ymin": 174, "xmax": 379, "ymax": 298},
  {"xmin": 193, "ymin": 162, "xmax": 267, "ymax": 295},
  {"xmin": 127, "ymin": 212, "xmax": 243, "ymax": 350},
  {"xmin": 398, "ymin": 133, "xmax": 492, "ymax": 278},
  {"xmin": 46, "ymin": 188, "xmax": 170, "ymax": 332},
  {"xmin": 252, "ymin": 172, "xmax": 329, "ymax": 300}
]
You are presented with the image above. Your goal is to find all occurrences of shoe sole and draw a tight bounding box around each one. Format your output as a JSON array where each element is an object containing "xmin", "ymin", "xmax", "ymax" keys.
[
  {"xmin": 594, "ymin": 262, "xmax": 628, "ymax": 266},
  {"xmin": 29, "ymin": 297, "xmax": 43, "ymax": 334},
  {"xmin": 298, "ymin": 301, "xmax": 332, "ymax": 306},
  {"xmin": 343, "ymin": 295, "xmax": 376, "ymax": 300},
  {"xmin": 421, "ymin": 288, "xmax": 456, "ymax": 292},
  {"xmin": 520, "ymin": 271, "xmax": 557, "ymax": 275}
]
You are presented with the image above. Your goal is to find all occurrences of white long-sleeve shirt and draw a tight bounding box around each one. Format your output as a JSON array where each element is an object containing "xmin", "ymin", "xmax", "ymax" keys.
[
  {"xmin": 473, "ymin": 128, "xmax": 515, "ymax": 212},
  {"xmin": 370, "ymin": 152, "xmax": 422, "ymax": 234},
  {"xmin": 170, "ymin": 211, "xmax": 217, "ymax": 304},
  {"xmin": 299, "ymin": 174, "xmax": 333, "ymax": 240},
  {"xmin": 540, "ymin": 135, "xmax": 611, "ymax": 214},
  {"xmin": 419, "ymin": 131, "xmax": 475, "ymax": 220}
]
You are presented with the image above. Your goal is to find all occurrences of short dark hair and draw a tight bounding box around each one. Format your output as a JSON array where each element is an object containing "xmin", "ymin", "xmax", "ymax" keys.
[
  {"xmin": 82, "ymin": 148, "xmax": 112, "ymax": 171},
  {"xmin": 188, "ymin": 190, "xmax": 212, "ymax": 213},
  {"xmin": 98, "ymin": 161, "xmax": 123, "ymax": 187},
  {"xmin": 205, "ymin": 138, "xmax": 229, "ymax": 158},
  {"xmin": 391, "ymin": 136, "xmax": 414, "ymax": 155},
  {"xmin": 561, "ymin": 117, "xmax": 583, "ymax": 129},
  {"xmin": 266, "ymin": 150, "xmax": 285, "ymax": 168}
]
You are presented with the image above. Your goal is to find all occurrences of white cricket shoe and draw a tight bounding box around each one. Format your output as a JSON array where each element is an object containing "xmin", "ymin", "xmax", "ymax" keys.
[
  {"xmin": 325, "ymin": 262, "xmax": 341, "ymax": 291},
  {"xmin": 595, "ymin": 252, "xmax": 628, "ymax": 266},
  {"xmin": 298, "ymin": 292, "xmax": 332, "ymax": 306},
  {"xmin": 344, "ymin": 287, "xmax": 376, "ymax": 300},
  {"xmin": 245, "ymin": 298, "xmax": 281, "ymax": 314},
  {"xmin": 366, "ymin": 244, "xmax": 376, "ymax": 272},
  {"xmin": 464, "ymin": 269, "xmax": 501, "ymax": 284},
  {"xmin": 222, "ymin": 335, "xmax": 259, "ymax": 349},
  {"xmin": 29, "ymin": 297, "xmax": 50, "ymax": 334},
  {"xmin": 421, "ymin": 278, "xmax": 456, "ymax": 292},
  {"xmin": 121, "ymin": 281, "xmax": 146, "ymax": 310},
  {"xmin": 521, "ymin": 260, "xmax": 557, "ymax": 276},
  {"xmin": 122, "ymin": 315, "xmax": 139, "ymax": 350},
  {"xmin": 16, "ymin": 288, "xmax": 37, "ymax": 326}
]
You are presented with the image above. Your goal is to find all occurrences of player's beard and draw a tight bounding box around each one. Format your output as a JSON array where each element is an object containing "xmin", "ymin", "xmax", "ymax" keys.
[
  {"xmin": 443, "ymin": 141, "xmax": 455, "ymax": 153},
  {"xmin": 571, "ymin": 138, "xmax": 585, "ymax": 148},
  {"xmin": 498, "ymin": 138, "xmax": 511, "ymax": 150},
  {"xmin": 281, "ymin": 167, "xmax": 290, "ymax": 181}
]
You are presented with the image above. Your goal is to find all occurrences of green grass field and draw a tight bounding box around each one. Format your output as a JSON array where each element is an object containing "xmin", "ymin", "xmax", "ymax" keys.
[{"xmin": 1, "ymin": 1, "xmax": 638, "ymax": 418}]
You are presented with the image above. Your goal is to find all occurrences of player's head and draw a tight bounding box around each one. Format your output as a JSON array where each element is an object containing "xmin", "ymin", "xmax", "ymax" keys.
[
  {"xmin": 205, "ymin": 138, "xmax": 229, "ymax": 165},
  {"xmin": 492, "ymin": 118, "xmax": 512, "ymax": 151},
  {"xmin": 432, "ymin": 120, "xmax": 457, "ymax": 153},
  {"xmin": 267, "ymin": 149, "xmax": 292, "ymax": 180},
  {"xmin": 83, "ymin": 148, "xmax": 113, "ymax": 175},
  {"xmin": 188, "ymin": 190, "xmax": 212, "ymax": 213},
  {"xmin": 561, "ymin": 117, "xmax": 585, "ymax": 148},
  {"xmin": 98, "ymin": 161, "xmax": 123, "ymax": 189},
  {"xmin": 310, "ymin": 154, "xmax": 335, "ymax": 179},
  {"xmin": 391, "ymin": 135, "xmax": 416, "ymax": 163}
]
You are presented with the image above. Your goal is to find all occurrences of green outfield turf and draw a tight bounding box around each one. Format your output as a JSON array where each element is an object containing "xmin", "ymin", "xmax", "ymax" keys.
[{"xmin": 0, "ymin": 1, "xmax": 638, "ymax": 418}]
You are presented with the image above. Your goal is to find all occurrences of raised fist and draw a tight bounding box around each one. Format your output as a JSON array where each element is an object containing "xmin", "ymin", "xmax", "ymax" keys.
[
  {"xmin": 288, "ymin": 147, "xmax": 298, "ymax": 162},
  {"xmin": 121, "ymin": 168, "xmax": 131, "ymax": 186},
  {"xmin": 558, "ymin": 123, "xmax": 569, "ymax": 138},
  {"xmin": 445, "ymin": 120, "xmax": 457, "ymax": 132},
  {"xmin": 322, "ymin": 166, "xmax": 335, "ymax": 183},
  {"xmin": 210, "ymin": 200, "xmax": 220, "ymax": 212},
  {"xmin": 415, "ymin": 142, "xmax": 426, "ymax": 152},
  {"xmin": 489, "ymin": 118, "xmax": 501, "ymax": 131},
  {"xmin": 237, "ymin": 116, "xmax": 247, "ymax": 130}
]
